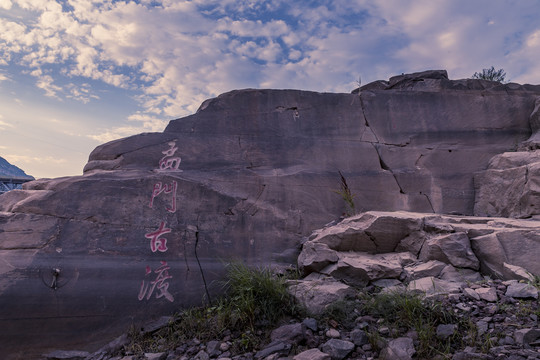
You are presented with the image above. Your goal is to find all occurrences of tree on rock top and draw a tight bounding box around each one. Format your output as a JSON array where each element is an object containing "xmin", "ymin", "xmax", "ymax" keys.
[{"xmin": 472, "ymin": 66, "xmax": 507, "ymax": 82}]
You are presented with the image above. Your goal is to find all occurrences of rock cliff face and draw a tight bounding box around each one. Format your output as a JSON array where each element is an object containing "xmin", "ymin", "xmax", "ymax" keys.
[{"xmin": 1, "ymin": 70, "xmax": 540, "ymax": 358}]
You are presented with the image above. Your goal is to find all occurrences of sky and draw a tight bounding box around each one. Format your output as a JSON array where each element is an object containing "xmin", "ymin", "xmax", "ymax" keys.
[{"xmin": 1, "ymin": 0, "xmax": 540, "ymax": 179}]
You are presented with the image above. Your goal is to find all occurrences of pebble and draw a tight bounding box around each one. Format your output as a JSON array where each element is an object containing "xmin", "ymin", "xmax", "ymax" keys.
[{"xmin": 325, "ymin": 328, "xmax": 340, "ymax": 338}]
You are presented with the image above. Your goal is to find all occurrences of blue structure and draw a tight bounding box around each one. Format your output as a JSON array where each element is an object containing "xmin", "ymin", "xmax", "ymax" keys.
[{"xmin": 0, "ymin": 176, "xmax": 33, "ymax": 194}]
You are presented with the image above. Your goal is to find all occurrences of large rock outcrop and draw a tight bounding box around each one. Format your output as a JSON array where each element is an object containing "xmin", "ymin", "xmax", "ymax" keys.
[
  {"xmin": 297, "ymin": 211, "xmax": 540, "ymax": 291},
  {"xmin": 1, "ymin": 70, "xmax": 540, "ymax": 358}
]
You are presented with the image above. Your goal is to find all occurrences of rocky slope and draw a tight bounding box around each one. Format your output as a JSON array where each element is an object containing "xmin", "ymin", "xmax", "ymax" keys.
[
  {"xmin": 0, "ymin": 156, "xmax": 34, "ymax": 179},
  {"xmin": 2, "ymin": 70, "xmax": 540, "ymax": 359},
  {"xmin": 44, "ymin": 277, "xmax": 539, "ymax": 360}
]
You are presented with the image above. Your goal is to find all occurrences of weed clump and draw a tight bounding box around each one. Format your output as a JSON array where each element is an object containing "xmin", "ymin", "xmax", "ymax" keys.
[
  {"xmin": 221, "ymin": 261, "xmax": 298, "ymax": 328},
  {"xmin": 359, "ymin": 290, "xmax": 473, "ymax": 358},
  {"xmin": 334, "ymin": 170, "xmax": 356, "ymax": 216}
]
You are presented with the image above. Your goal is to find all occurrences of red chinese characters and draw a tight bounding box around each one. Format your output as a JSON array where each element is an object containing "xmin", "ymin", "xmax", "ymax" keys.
[
  {"xmin": 159, "ymin": 141, "xmax": 182, "ymax": 172},
  {"xmin": 144, "ymin": 221, "xmax": 171, "ymax": 253},
  {"xmin": 138, "ymin": 141, "xmax": 182, "ymax": 303},
  {"xmin": 149, "ymin": 181, "xmax": 177, "ymax": 213},
  {"xmin": 138, "ymin": 261, "xmax": 174, "ymax": 302}
]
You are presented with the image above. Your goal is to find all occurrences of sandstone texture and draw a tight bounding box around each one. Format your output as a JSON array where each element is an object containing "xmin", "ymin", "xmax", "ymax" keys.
[
  {"xmin": 2, "ymin": 70, "xmax": 540, "ymax": 358},
  {"xmin": 294, "ymin": 211, "xmax": 539, "ymax": 310}
]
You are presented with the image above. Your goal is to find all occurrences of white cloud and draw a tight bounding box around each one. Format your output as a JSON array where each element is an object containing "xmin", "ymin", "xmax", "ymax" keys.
[
  {"xmin": 36, "ymin": 74, "xmax": 62, "ymax": 98},
  {"xmin": 0, "ymin": 114, "xmax": 13, "ymax": 129},
  {"xmin": 66, "ymin": 83, "xmax": 100, "ymax": 103},
  {"xmin": 4, "ymin": 154, "xmax": 67, "ymax": 165},
  {"xmin": 217, "ymin": 18, "xmax": 289, "ymax": 38},
  {"xmin": 0, "ymin": 0, "xmax": 12, "ymax": 10},
  {"xmin": 526, "ymin": 30, "xmax": 540, "ymax": 48},
  {"xmin": 88, "ymin": 111, "xmax": 169, "ymax": 143},
  {"xmin": 2, "ymin": 0, "xmax": 540, "ymax": 156},
  {"xmin": 88, "ymin": 125, "xmax": 153, "ymax": 143}
]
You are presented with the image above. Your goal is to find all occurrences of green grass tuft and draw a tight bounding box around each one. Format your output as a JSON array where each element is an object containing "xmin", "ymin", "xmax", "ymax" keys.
[{"xmin": 359, "ymin": 290, "xmax": 470, "ymax": 358}]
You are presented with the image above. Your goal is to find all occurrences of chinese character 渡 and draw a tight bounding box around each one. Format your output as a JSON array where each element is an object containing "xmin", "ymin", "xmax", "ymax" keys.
[{"xmin": 138, "ymin": 261, "xmax": 174, "ymax": 302}]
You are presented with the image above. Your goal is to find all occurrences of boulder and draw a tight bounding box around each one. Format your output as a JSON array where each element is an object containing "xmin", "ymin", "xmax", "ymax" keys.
[
  {"xmin": 402, "ymin": 260, "xmax": 447, "ymax": 281},
  {"xmin": 475, "ymin": 287, "xmax": 498, "ymax": 302},
  {"xmin": 287, "ymin": 275, "xmax": 356, "ymax": 315},
  {"xmin": 321, "ymin": 252, "xmax": 415, "ymax": 287},
  {"xmin": 514, "ymin": 328, "xmax": 540, "ymax": 346},
  {"xmin": 418, "ymin": 232, "xmax": 480, "ymax": 270},
  {"xmin": 502, "ymin": 262, "xmax": 535, "ymax": 282},
  {"xmin": 470, "ymin": 230, "xmax": 540, "ymax": 278},
  {"xmin": 438, "ymin": 265, "xmax": 483, "ymax": 283},
  {"xmin": 297, "ymin": 242, "xmax": 338, "ymax": 273},
  {"xmin": 1, "ymin": 71, "xmax": 540, "ymax": 357},
  {"xmin": 407, "ymin": 276, "xmax": 464, "ymax": 295},
  {"xmin": 474, "ymin": 152, "xmax": 540, "ymax": 218},
  {"xmin": 270, "ymin": 323, "xmax": 304, "ymax": 344},
  {"xmin": 407, "ymin": 276, "xmax": 463, "ymax": 295},
  {"xmin": 474, "ymin": 96, "xmax": 540, "ymax": 218}
]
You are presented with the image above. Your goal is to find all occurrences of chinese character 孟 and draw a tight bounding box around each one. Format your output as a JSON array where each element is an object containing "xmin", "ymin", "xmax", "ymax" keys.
[
  {"xmin": 138, "ymin": 261, "xmax": 174, "ymax": 302},
  {"xmin": 158, "ymin": 141, "xmax": 182, "ymax": 172}
]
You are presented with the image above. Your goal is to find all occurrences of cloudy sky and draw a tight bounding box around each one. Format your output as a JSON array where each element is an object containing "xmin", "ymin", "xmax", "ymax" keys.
[{"xmin": 1, "ymin": 0, "xmax": 540, "ymax": 179}]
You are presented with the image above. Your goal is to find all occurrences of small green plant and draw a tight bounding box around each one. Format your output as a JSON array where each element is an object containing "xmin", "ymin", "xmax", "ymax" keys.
[
  {"xmin": 320, "ymin": 298, "xmax": 358, "ymax": 328},
  {"xmin": 530, "ymin": 274, "xmax": 540, "ymax": 290},
  {"xmin": 367, "ymin": 330, "xmax": 385, "ymax": 352},
  {"xmin": 472, "ymin": 66, "xmax": 507, "ymax": 82},
  {"xmin": 221, "ymin": 261, "xmax": 300, "ymax": 328},
  {"xmin": 359, "ymin": 290, "xmax": 465, "ymax": 358},
  {"xmin": 479, "ymin": 333, "xmax": 496, "ymax": 353},
  {"xmin": 234, "ymin": 330, "xmax": 260, "ymax": 352},
  {"xmin": 333, "ymin": 170, "xmax": 356, "ymax": 216}
]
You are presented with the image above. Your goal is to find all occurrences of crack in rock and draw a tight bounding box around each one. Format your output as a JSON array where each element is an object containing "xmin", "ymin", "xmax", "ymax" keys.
[
  {"xmin": 359, "ymin": 93, "xmax": 379, "ymax": 143},
  {"xmin": 372, "ymin": 144, "xmax": 405, "ymax": 194}
]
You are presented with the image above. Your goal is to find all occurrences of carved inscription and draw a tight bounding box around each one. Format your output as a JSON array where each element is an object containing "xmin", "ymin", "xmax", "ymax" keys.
[{"xmin": 138, "ymin": 140, "xmax": 182, "ymax": 303}]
